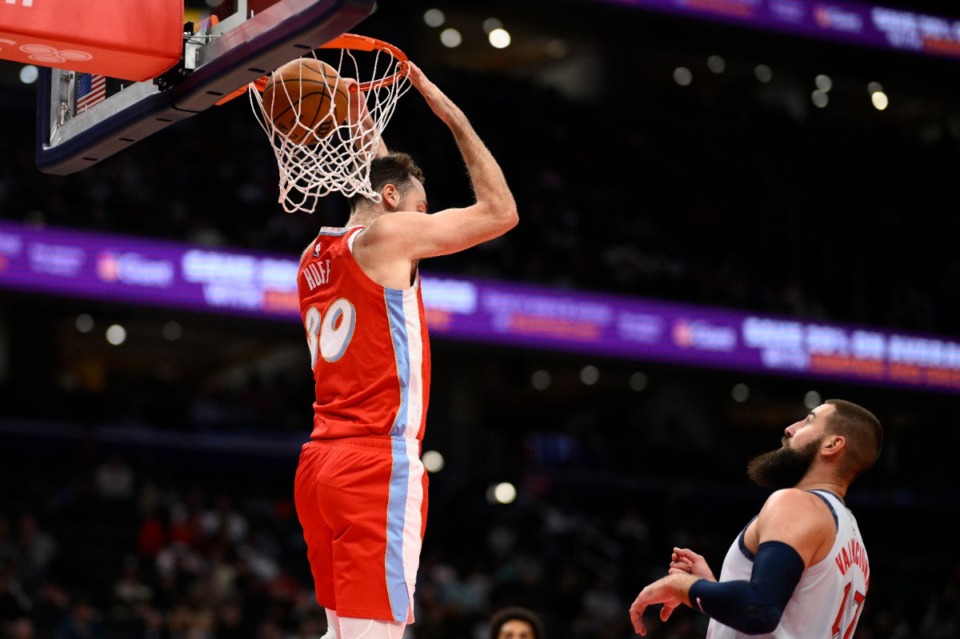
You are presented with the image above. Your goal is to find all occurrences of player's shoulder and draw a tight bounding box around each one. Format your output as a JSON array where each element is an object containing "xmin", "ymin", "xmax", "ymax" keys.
[
  {"xmin": 762, "ymin": 488, "xmax": 833, "ymax": 518},
  {"xmin": 353, "ymin": 212, "xmax": 425, "ymax": 251},
  {"xmin": 756, "ymin": 489, "xmax": 836, "ymax": 549},
  {"xmin": 364, "ymin": 211, "xmax": 424, "ymax": 234},
  {"xmin": 765, "ymin": 487, "xmax": 819, "ymax": 502}
]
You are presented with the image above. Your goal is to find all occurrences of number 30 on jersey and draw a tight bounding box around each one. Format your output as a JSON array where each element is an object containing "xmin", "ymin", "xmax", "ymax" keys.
[{"xmin": 305, "ymin": 298, "xmax": 356, "ymax": 367}]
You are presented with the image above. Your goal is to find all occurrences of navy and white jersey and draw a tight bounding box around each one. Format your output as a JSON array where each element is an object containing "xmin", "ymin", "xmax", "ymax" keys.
[{"xmin": 707, "ymin": 490, "xmax": 869, "ymax": 639}]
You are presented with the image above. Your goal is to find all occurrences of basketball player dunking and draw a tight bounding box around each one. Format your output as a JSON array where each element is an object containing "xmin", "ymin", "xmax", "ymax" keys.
[{"xmin": 293, "ymin": 62, "xmax": 517, "ymax": 639}]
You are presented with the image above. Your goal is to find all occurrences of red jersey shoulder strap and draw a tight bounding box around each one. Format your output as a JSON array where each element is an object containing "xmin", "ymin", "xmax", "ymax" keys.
[{"xmin": 300, "ymin": 226, "xmax": 364, "ymax": 264}]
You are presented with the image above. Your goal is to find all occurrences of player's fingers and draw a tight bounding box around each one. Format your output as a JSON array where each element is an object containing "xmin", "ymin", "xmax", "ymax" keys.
[
  {"xmin": 629, "ymin": 601, "xmax": 646, "ymax": 635},
  {"xmin": 669, "ymin": 557, "xmax": 692, "ymax": 572},
  {"xmin": 675, "ymin": 547, "xmax": 702, "ymax": 562},
  {"xmin": 406, "ymin": 62, "xmax": 435, "ymax": 93},
  {"xmin": 661, "ymin": 604, "xmax": 677, "ymax": 622}
]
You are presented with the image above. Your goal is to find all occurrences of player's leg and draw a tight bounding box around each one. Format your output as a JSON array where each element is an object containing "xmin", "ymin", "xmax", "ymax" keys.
[
  {"xmin": 321, "ymin": 610, "xmax": 341, "ymax": 639},
  {"xmin": 339, "ymin": 617, "xmax": 406, "ymax": 639},
  {"xmin": 294, "ymin": 443, "xmax": 338, "ymax": 610},
  {"xmin": 320, "ymin": 440, "xmax": 425, "ymax": 624}
]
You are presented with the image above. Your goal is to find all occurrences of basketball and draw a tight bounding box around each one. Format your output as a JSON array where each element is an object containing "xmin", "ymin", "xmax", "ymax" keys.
[{"xmin": 261, "ymin": 57, "xmax": 349, "ymax": 145}]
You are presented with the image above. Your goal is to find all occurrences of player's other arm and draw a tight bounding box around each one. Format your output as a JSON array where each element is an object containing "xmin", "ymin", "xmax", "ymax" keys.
[
  {"xmin": 686, "ymin": 490, "xmax": 828, "ymax": 633},
  {"xmin": 630, "ymin": 490, "xmax": 828, "ymax": 636},
  {"xmin": 342, "ymin": 77, "xmax": 390, "ymax": 158},
  {"xmin": 368, "ymin": 62, "xmax": 517, "ymax": 260}
]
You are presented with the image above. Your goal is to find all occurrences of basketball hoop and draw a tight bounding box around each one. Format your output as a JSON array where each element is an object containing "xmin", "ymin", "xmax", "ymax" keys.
[{"xmin": 249, "ymin": 34, "xmax": 411, "ymax": 214}]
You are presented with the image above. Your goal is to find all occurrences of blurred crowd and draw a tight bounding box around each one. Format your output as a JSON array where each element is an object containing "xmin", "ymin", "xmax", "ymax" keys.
[{"xmin": 0, "ymin": 438, "xmax": 957, "ymax": 639}]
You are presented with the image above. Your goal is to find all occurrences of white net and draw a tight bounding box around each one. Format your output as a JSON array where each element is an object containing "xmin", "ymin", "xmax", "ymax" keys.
[{"xmin": 248, "ymin": 35, "xmax": 411, "ymax": 214}]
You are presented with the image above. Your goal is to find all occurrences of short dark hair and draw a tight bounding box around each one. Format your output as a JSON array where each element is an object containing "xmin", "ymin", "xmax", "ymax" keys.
[
  {"xmin": 488, "ymin": 606, "xmax": 544, "ymax": 639},
  {"xmin": 824, "ymin": 399, "xmax": 883, "ymax": 479},
  {"xmin": 349, "ymin": 152, "xmax": 425, "ymax": 210}
]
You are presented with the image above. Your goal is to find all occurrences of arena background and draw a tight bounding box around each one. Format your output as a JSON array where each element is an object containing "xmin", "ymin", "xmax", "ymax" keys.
[{"xmin": 1, "ymin": 0, "xmax": 958, "ymax": 637}]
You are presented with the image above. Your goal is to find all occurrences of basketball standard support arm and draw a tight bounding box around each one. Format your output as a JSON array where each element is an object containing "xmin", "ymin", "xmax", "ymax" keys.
[{"xmin": 35, "ymin": 0, "xmax": 377, "ymax": 176}]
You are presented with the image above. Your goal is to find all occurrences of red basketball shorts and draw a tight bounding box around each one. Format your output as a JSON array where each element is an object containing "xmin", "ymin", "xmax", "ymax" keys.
[{"xmin": 294, "ymin": 437, "xmax": 428, "ymax": 623}]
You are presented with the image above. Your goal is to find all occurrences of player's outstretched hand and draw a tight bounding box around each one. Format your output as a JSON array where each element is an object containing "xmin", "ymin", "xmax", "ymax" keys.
[
  {"xmin": 405, "ymin": 61, "xmax": 461, "ymax": 127},
  {"xmin": 629, "ymin": 574, "xmax": 691, "ymax": 636},
  {"xmin": 669, "ymin": 547, "xmax": 716, "ymax": 581}
]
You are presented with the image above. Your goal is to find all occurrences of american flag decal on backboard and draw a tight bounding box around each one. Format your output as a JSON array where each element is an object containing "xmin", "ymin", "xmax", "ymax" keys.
[{"xmin": 76, "ymin": 74, "xmax": 107, "ymax": 112}]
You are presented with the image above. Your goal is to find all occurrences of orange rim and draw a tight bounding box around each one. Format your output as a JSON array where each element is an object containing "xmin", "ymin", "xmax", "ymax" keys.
[
  {"xmin": 217, "ymin": 33, "xmax": 408, "ymax": 105},
  {"xmin": 320, "ymin": 33, "xmax": 409, "ymax": 92}
]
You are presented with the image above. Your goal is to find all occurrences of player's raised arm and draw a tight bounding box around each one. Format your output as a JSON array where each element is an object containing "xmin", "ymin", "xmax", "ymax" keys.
[{"xmin": 358, "ymin": 62, "xmax": 518, "ymax": 262}]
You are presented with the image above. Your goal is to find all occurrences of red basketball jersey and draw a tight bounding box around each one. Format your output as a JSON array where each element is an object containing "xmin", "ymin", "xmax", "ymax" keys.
[{"xmin": 298, "ymin": 226, "xmax": 431, "ymax": 441}]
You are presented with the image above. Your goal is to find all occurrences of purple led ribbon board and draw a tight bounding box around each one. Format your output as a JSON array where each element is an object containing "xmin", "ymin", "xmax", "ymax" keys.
[
  {"xmin": 599, "ymin": 0, "xmax": 960, "ymax": 61},
  {"xmin": 1, "ymin": 220, "xmax": 959, "ymax": 393}
]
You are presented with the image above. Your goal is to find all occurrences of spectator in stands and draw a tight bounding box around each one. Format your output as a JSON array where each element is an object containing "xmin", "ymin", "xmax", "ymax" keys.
[
  {"xmin": 15, "ymin": 515, "xmax": 57, "ymax": 591},
  {"xmin": 111, "ymin": 556, "xmax": 154, "ymax": 622},
  {"xmin": 54, "ymin": 596, "xmax": 106, "ymax": 639},
  {"xmin": 0, "ymin": 569, "xmax": 30, "ymax": 626},
  {"xmin": 94, "ymin": 453, "xmax": 135, "ymax": 501},
  {"xmin": 2, "ymin": 617, "xmax": 36, "ymax": 639},
  {"xmin": 488, "ymin": 606, "xmax": 544, "ymax": 639},
  {"xmin": 0, "ymin": 520, "xmax": 15, "ymax": 569}
]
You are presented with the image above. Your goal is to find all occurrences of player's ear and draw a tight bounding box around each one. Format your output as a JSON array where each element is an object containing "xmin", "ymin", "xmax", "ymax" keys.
[
  {"xmin": 822, "ymin": 435, "xmax": 845, "ymax": 458},
  {"xmin": 381, "ymin": 183, "xmax": 399, "ymax": 209}
]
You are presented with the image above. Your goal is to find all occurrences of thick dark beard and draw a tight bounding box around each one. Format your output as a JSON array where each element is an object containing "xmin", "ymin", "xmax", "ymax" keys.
[{"xmin": 746, "ymin": 438, "xmax": 822, "ymax": 489}]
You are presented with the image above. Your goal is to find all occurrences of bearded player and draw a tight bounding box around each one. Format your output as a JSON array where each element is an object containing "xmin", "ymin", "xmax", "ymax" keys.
[{"xmin": 630, "ymin": 400, "xmax": 882, "ymax": 638}]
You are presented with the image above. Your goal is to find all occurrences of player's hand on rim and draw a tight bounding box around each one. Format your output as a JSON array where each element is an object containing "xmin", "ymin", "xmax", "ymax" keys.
[{"xmin": 405, "ymin": 61, "xmax": 459, "ymax": 125}]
